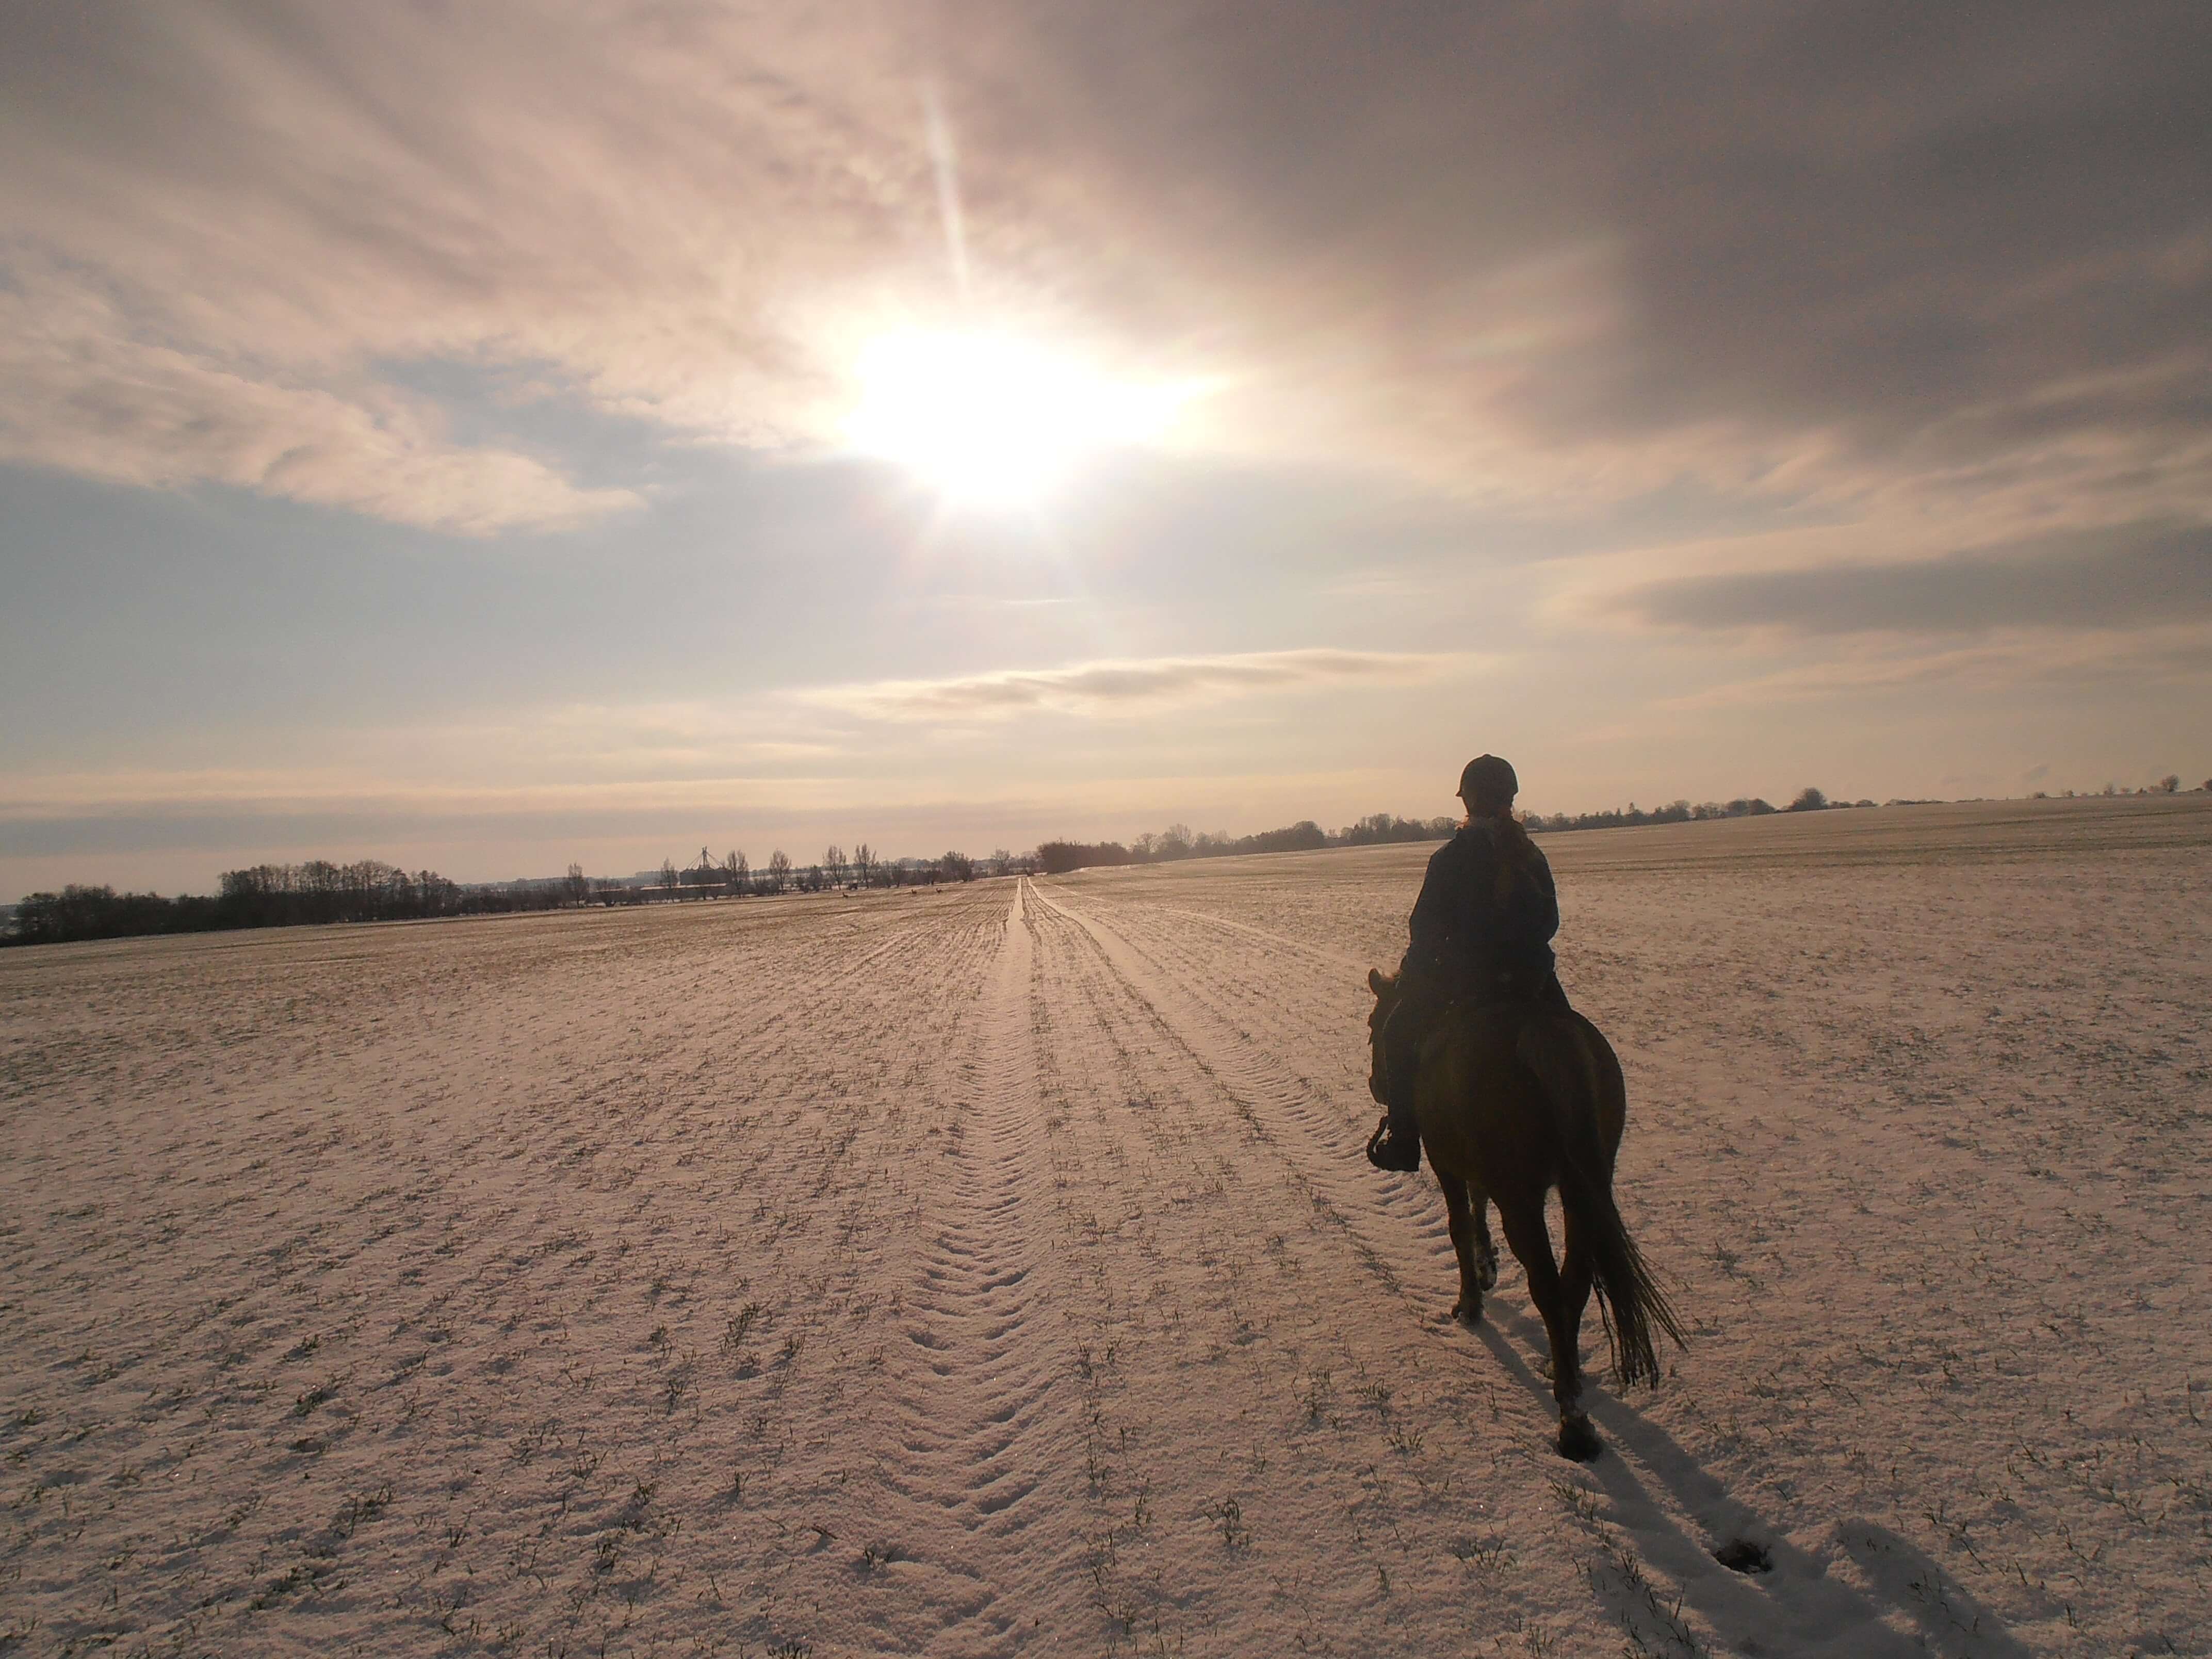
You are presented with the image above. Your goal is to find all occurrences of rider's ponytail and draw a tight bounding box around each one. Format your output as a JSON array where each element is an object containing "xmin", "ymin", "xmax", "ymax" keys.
[{"xmin": 1493, "ymin": 810, "xmax": 1536, "ymax": 863}]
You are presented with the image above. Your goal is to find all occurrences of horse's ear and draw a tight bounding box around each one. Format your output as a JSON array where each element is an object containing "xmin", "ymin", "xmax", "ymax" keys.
[{"xmin": 1368, "ymin": 967, "xmax": 1387, "ymax": 996}]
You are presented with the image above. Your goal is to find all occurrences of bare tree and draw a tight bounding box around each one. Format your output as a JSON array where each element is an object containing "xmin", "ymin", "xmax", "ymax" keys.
[
  {"xmin": 2159, "ymin": 774, "xmax": 2181, "ymax": 794},
  {"xmin": 722, "ymin": 850, "xmax": 744, "ymax": 896},
  {"xmin": 824, "ymin": 845, "xmax": 848, "ymax": 888},
  {"xmin": 766, "ymin": 850, "xmax": 791, "ymax": 893},
  {"xmin": 852, "ymin": 842, "xmax": 874, "ymax": 887},
  {"xmin": 659, "ymin": 857, "xmax": 679, "ymax": 897}
]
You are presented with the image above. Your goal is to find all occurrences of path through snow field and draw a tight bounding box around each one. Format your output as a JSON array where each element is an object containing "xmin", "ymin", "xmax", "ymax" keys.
[{"xmin": 4, "ymin": 796, "xmax": 2208, "ymax": 1657}]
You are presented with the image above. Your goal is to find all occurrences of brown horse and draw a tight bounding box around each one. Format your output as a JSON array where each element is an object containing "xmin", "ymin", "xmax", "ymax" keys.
[{"xmin": 1367, "ymin": 968, "xmax": 1683, "ymax": 1460}]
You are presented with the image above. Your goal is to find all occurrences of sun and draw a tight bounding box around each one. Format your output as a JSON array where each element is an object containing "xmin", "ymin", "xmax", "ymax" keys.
[{"xmin": 842, "ymin": 332, "xmax": 1184, "ymax": 508}]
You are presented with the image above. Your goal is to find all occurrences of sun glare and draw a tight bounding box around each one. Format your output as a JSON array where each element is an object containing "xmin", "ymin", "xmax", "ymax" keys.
[{"xmin": 842, "ymin": 333, "xmax": 1184, "ymax": 508}]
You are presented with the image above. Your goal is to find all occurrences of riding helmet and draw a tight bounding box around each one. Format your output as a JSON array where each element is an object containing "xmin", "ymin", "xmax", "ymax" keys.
[{"xmin": 1458, "ymin": 753, "xmax": 1518, "ymax": 805}]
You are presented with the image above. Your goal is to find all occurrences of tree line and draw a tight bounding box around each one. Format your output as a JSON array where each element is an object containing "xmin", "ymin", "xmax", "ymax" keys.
[
  {"xmin": 1037, "ymin": 812, "xmax": 1455, "ymax": 875},
  {"xmin": 631, "ymin": 844, "xmax": 1002, "ymax": 901},
  {"xmin": 1520, "ymin": 788, "xmax": 1860, "ymax": 832},
  {"xmin": 1034, "ymin": 790, "xmax": 1876, "ymax": 874},
  {"xmin": 2, "ymin": 843, "xmax": 1013, "ymax": 947},
  {"xmin": 4, "ymin": 859, "xmax": 581, "ymax": 947}
]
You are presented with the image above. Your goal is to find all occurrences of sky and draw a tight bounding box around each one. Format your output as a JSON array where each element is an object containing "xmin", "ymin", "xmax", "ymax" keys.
[{"xmin": 3, "ymin": 1, "xmax": 2208, "ymax": 892}]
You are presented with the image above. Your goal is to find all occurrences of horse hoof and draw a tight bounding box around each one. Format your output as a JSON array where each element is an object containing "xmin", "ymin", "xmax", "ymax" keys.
[
  {"xmin": 1450, "ymin": 1301, "xmax": 1482, "ymax": 1327},
  {"xmin": 1556, "ymin": 1416, "xmax": 1603, "ymax": 1462}
]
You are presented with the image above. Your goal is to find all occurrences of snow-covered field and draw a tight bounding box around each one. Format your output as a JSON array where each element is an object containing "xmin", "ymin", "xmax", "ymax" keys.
[{"xmin": 3, "ymin": 795, "xmax": 2207, "ymax": 1658}]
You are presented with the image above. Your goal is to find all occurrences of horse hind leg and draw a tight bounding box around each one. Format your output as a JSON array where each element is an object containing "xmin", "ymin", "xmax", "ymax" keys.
[
  {"xmin": 1469, "ymin": 1185, "xmax": 1499, "ymax": 1291},
  {"xmin": 1498, "ymin": 1200, "xmax": 1601, "ymax": 1462},
  {"xmin": 1560, "ymin": 1208, "xmax": 1596, "ymax": 1341},
  {"xmin": 1554, "ymin": 1206, "xmax": 1607, "ymax": 1461}
]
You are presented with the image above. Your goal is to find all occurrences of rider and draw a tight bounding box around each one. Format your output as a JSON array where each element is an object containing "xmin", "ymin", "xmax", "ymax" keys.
[{"xmin": 1366, "ymin": 754, "xmax": 1569, "ymax": 1173}]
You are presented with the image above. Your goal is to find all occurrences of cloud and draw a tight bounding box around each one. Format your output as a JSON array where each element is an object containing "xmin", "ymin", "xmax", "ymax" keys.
[
  {"xmin": 0, "ymin": 4, "xmax": 939, "ymax": 528},
  {"xmin": 0, "ymin": 280, "xmax": 640, "ymax": 533},
  {"xmin": 953, "ymin": 3, "xmax": 2212, "ymax": 516},
  {"xmin": 800, "ymin": 648, "xmax": 1468, "ymax": 721},
  {"xmin": 1656, "ymin": 624, "xmax": 2212, "ymax": 711},
  {"xmin": 2, "ymin": 2, "xmax": 2205, "ymax": 533},
  {"xmin": 1613, "ymin": 522, "xmax": 2212, "ymax": 637}
]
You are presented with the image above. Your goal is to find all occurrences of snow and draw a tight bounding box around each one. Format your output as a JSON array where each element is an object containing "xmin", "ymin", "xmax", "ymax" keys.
[{"xmin": 3, "ymin": 795, "xmax": 2207, "ymax": 1657}]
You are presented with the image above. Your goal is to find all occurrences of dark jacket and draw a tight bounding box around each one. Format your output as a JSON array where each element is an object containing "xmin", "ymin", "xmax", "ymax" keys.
[{"xmin": 1404, "ymin": 818, "xmax": 1558, "ymax": 996}]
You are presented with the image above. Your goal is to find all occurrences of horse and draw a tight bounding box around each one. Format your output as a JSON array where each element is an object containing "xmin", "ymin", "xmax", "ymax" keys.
[{"xmin": 1366, "ymin": 968, "xmax": 1683, "ymax": 1460}]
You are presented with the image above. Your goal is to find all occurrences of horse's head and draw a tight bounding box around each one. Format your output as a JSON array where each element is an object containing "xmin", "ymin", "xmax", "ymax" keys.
[{"xmin": 1365, "ymin": 967, "xmax": 1400, "ymax": 1104}]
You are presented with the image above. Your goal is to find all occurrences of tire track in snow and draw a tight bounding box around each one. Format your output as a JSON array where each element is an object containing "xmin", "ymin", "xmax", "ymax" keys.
[
  {"xmin": 864, "ymin": 879, "xmax": 1085, "ymax": 1657},
  {"xmin": 1027, "ymin": 882, "xmax": 1467, "ymax": 1325},
  {"xmin": 1143, "ymin": 905, "xmax": 1370, "ymax": 974}
]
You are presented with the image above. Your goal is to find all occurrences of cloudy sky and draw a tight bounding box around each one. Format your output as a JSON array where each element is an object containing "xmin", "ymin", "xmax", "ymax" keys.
[{"xmin": 4, "ymin": 1, "xmax": 2207, "ymax": 891}]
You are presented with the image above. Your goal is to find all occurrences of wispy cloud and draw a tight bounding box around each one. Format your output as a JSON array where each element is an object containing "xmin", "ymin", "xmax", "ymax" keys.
[
  {"xmin": 0, "ymin": 6, "xmax": 930, "ymax": 529},
  {"xmin": 0, "ymin": 707, "xmax": 849, "ymax": 820},
  {"xmin": 0, "ymin": 283, "xmax": 640, "ymax": 533},
  {"xmin": 1611, "ymin": 522, "xmax": 2212, "ymax": 638},
  {"xmin": 1657, "ymin": 625, "xmax": 2212, "ymax": 712},
  {"xmin": 799, "ymin": 648, "xmax": 1471, "ymax": 721}
]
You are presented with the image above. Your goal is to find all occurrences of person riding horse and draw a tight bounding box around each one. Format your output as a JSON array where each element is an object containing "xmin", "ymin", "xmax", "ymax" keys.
[{"xmin": 1366, "ymin": 753, "xmax": 1568, "ymax": 1174}]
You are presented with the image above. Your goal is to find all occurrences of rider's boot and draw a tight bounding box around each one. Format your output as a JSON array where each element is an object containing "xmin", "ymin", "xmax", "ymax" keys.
[
  {"xmin": 1365, "ymin": 1112, "xmax": 1421, "ymax": 1172},
  {"xmin": 1364, "ymin": 1029, "xmax": 1423, "ymax": 1173}
]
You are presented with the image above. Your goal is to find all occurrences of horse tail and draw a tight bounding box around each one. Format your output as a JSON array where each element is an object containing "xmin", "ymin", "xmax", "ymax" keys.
[{"xmin": 1520, "ymin": 1019, "xmax": 1686, "ymax": 1389}]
